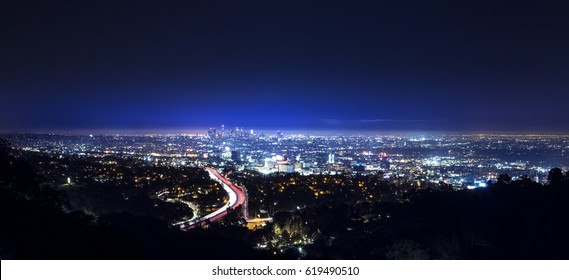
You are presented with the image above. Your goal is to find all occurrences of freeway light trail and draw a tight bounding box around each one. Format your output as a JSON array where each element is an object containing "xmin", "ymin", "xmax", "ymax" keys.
[
  {"xmin": 173, "ymin": 167, "xmax": 244, "ymax": 230},
  {"xmin": 173, "ymin": 167, "xmax": 271, "ymax": 230}
]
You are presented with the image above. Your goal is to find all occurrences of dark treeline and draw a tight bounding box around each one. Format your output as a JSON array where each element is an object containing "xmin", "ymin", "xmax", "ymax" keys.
[
  {"xmin": 307, "ymin": 176, "xmax": 569, "ymax": 259},
  {"xmin": 239, "ymin": 170, "xmax": 569, "ymax": 259}
]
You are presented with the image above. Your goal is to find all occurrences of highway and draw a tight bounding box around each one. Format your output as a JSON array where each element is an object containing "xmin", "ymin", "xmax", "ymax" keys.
[
  {"xmin": 209, "ymin": 168, "xmax": 272, "ymax": 223},
  {"xmin": 173, "ymin": 167, "xmax": 244, "ymax": 230},
  {"xmin": 173, "ymin": 167, "xmax": 271, "ymax": 230}
]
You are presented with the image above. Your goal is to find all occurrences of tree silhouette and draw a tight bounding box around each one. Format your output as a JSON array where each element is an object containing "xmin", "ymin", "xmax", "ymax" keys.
[
  {"xmin": 0, "ymin": 139, "xmax": 11, "ymax": 179},
  {"xmin": 497, "ymin": 173, "xmax": 512, "ymax": 184},
  {"xmin": 548, "ymin": 168, "xmax": 564, "ymax": 185},
  {"xmin": 384, "ymin": 240, "xmax": 429, "ymax": 260}
]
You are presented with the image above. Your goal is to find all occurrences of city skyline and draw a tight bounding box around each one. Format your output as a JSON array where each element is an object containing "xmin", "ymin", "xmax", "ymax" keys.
[{"xmin": 4, "ymin": 132, "xmax": 567, "ymax": 184}]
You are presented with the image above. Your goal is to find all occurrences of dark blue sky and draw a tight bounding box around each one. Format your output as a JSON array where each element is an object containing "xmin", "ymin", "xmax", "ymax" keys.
[{"xmin": 1, "ymin": 0, "xmax": 568, "ymax": 133}]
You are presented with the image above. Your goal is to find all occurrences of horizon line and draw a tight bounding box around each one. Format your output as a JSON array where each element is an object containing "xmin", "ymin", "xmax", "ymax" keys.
[{"xmin": 1, "ymin": 128, "xmax": 569, "ymax": 137}]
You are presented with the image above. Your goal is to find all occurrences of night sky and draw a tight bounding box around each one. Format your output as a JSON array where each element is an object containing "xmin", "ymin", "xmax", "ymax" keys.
[{"xmin": 1, "ymin": 0, "xmax": 568, "ymax": 133}]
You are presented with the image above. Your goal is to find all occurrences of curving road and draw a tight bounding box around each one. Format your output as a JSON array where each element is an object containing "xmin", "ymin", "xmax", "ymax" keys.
[
  {"xmin": 173, "ymin": 167, "xmax": 243, "ymax": 230},
  {"xmin": 173, "ymin": 167, "xmax": 271, "ymax": 230}
]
